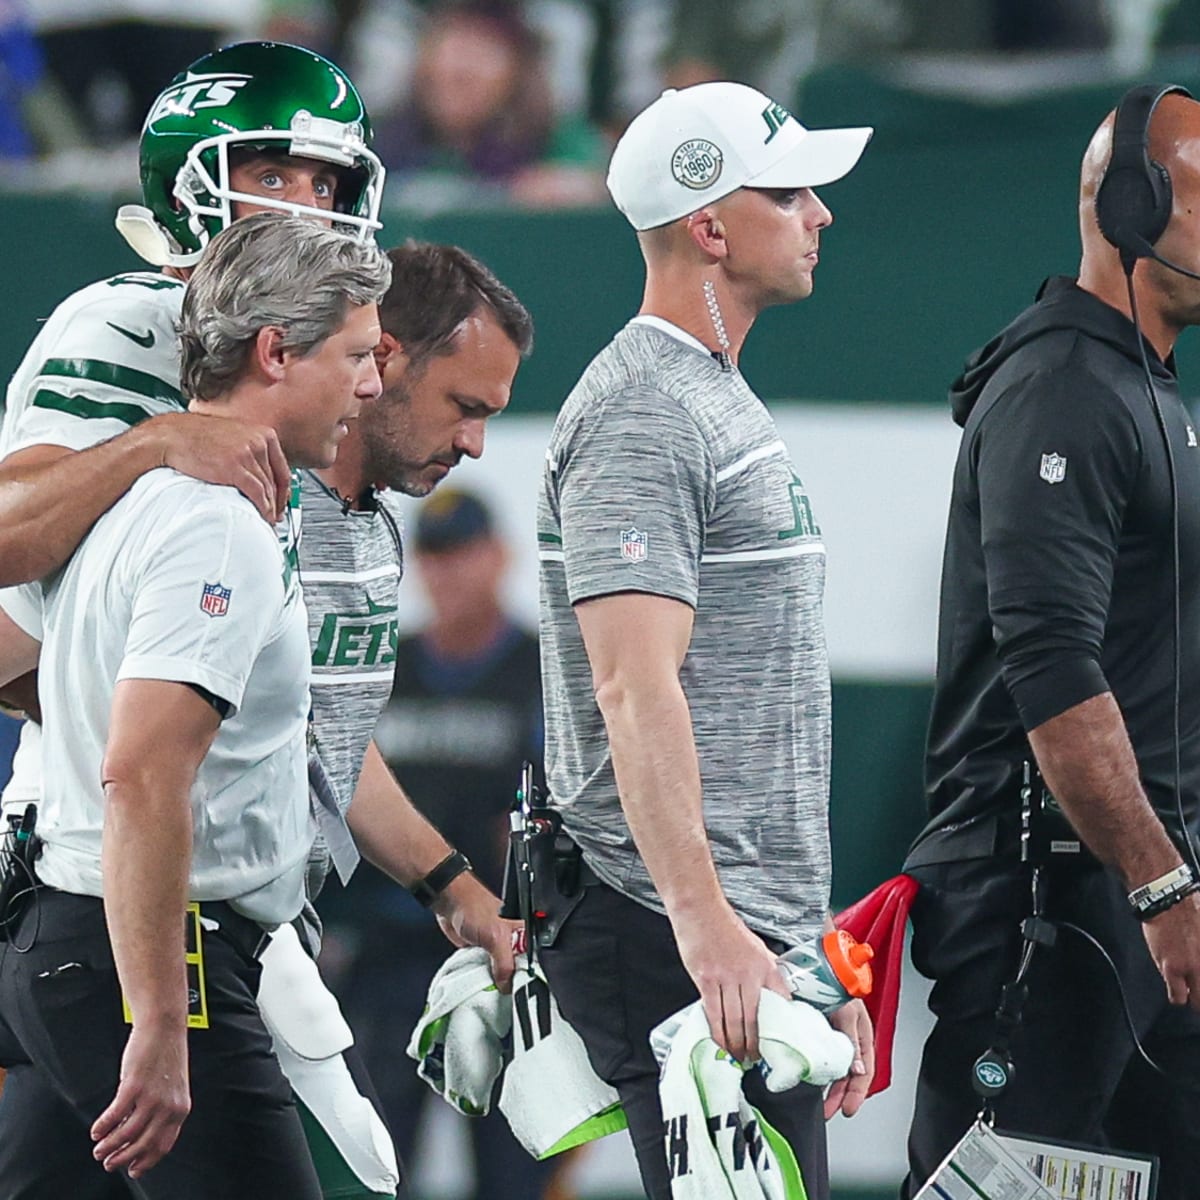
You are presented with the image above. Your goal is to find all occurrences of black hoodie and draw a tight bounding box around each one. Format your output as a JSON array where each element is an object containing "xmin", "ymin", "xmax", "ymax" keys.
[{"xmin": 908, "ymin": 276, "xmax": 1200, "ymax": 867}]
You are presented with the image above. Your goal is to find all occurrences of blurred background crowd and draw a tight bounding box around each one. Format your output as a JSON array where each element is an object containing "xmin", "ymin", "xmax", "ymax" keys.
[
  {"xmin": 2, "ymin": 2, "xmax": 1200, "ymax": 1199},
  {"xmin": 0, "ymin": 0, "xmax": 1197, "ymax": 209}
]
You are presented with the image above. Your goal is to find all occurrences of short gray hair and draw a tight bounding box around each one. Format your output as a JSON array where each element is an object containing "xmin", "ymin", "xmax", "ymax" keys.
[{"xmin": 179, "ymin": 211, "xmax": 392, "ymax": 401}]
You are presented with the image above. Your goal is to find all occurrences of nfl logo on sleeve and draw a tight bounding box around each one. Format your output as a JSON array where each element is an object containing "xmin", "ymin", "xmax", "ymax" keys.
[
  {"xmin": 620, "ymin": 528, "xmax": 648, "ymax": 563},
  {"xmin": 200, "ymin": 581, "xmax": 232, "ymax": 617},
  {"xmin": 1039, "ymin": 453, "xmax": 1067, "ymax": 484}
]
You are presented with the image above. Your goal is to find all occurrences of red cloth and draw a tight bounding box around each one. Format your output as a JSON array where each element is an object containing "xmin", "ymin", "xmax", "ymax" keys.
[{"xmin": 834, "ymin": 873, "xmax": 919, "ymax": 1097}]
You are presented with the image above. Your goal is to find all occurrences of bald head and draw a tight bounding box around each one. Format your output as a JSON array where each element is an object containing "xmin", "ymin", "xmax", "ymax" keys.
[
  {"xmin": 1076, "ymin": 89, "xmax": 1200, "ymax": 349},
  {"xmin": 1080, "ymin": 90, "xmax": 1200, "ymax": 253}
]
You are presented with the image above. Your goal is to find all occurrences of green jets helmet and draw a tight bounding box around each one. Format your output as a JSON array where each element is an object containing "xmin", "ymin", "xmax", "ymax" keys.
[{"xmin": 116, "ymin": 41, "xmax": 385, "ymax": 268}]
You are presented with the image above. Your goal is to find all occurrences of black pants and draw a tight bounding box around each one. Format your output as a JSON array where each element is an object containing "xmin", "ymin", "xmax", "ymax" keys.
[
  {"xmin": 0, "ymin": 889, "xmax": 322, "ymax": 1199},
  {"xmin": 539, "ymin": 882, "xmax": 828, "ymax": 1200},
  {"xmin": 902, "ymin": 857, "xmax": 1200, "ymax": 1200}
]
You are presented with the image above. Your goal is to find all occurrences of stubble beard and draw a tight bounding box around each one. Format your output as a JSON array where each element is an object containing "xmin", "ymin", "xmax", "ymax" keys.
[{"xmin": 361, "ymin": 380, "xmax": 446, "ymax": 497}]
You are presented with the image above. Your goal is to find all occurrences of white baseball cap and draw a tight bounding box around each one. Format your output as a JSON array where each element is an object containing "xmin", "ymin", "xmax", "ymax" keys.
[{"xmin": 607, "ymin": 81, "xmax": 873, "ymax": 231}]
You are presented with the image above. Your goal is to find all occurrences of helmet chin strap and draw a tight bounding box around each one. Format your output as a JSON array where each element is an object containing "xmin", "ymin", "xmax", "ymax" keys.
[{"xmin": 114, "ymin": 205, "xmax": 200, "ymax": 269}]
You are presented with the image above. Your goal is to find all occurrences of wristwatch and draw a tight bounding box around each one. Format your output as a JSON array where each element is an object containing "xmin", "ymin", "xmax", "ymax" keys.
[{"xmin": 409, "ymin": 850, "xmax": 473, "ymax": 908}]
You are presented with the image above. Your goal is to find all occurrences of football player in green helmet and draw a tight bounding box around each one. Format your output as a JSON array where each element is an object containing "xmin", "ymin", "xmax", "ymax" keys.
[
  {"xmin": 0, "ymin": 39, "xmax": 516, "ymax": 1200},
  {"xmin": 117, "ymin": 40, "xmax": 385, "ymax": 267}
]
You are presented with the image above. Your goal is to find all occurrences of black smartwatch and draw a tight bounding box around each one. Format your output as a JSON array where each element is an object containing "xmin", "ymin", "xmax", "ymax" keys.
[{"xmin": 409, "ymin": 850, "xmax": 473, "ymax": 908}]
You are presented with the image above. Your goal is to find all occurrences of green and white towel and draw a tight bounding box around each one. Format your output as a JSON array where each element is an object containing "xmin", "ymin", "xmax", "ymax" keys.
[
  {"xmin": 651, "ymin": 991, "xmax": 854, "ymax": 1199},
  {"xmin": 408, "ymin": 947, "xmax": 626, "ymax": 1157}
]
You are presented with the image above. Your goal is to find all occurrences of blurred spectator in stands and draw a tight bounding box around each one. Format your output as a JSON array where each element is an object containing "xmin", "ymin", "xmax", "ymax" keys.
[
  {"xmin": 0, "ymin": 2, "xmax": 39, "ymax": 159},
  {"xmin": 321, "ymin": 487, "xmax": 559, "ymax": 1199},
  {"xmin": 260, "ymin": 0, "xmax": 373, "ymax": 64},
  {"xmin": 374, "ymin": 0, "xmax": 605, "ymax": 211},
  {"xmin": 26, "ymin": 1, "xmax": 256, "ymax": 147},
  {"xmin": 991, "ymin": 0, "xmax": 1106, "ymax": 50},
  {"xmin": 881, "ymin": 0, "xmax": 1181, "ymax": 59},
  {"xmin": 0, "ymin": 0, "xmax": 90, "ymax": 160},
  {"xmin": 659, "ymin": 0, "xmax": 824, "ymax": 102}
]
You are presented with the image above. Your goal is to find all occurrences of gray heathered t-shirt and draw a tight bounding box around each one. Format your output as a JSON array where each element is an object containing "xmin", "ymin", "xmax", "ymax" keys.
[
  {"xmin": 298, "ymin": 471, "xmax": 405, "ymax": 933},
  {"xmin": 537, "ymin": 318, "xmax": 832, "ymax": 947}
]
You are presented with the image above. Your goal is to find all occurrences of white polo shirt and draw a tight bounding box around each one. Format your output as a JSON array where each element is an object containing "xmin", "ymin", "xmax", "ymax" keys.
[{"xmin": 8, "ymin": 468, "xmax": 314, "ymax": 926}]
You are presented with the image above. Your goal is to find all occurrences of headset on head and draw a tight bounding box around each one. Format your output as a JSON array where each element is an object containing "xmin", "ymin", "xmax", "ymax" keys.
[
  {"xmin": 1095, "ymin": 83, "xmax": 1194, "ymax": 276},
  {"xmin": 1094, "ymin": 82, "xmax": 1200, "ymax": 891}
]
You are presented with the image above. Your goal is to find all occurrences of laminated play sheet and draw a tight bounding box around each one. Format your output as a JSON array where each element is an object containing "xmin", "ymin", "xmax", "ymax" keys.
[
  {"xmin": 913, "ymin": 1121, "xmax": 1057, "ymax": 1200},
  {"xmin": 994, "ymin": 1130, "xmax": 1156, "ymax": 1200}
]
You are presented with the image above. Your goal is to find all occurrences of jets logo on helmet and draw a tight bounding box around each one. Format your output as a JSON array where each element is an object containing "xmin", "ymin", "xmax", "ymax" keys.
[
  {"xmin": 145, "ymin": 74, "xmax": 252, "ymax": 124},
  {"xmin": 116, "ymin": 42, "xmax": 386, "ymax": 268}
]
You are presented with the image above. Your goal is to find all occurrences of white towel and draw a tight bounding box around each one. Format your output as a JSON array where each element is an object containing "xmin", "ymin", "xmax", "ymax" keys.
[
  {"xmin": 499, "ymin": 963, "xmax": 626, "ymax": 1158},
  {"xmin": 652, "ymin": 991, "xmax": 854, "ymax": 1200},
  {"xmin": 257, "ymin": 921, "xmax": 354, "ymax": 1059},
  {"xmin": 257, "ymin": 923, "xmax": 399, "ymax": 1194},
  {"xmin": 408, "ymin": 948, "xmax": 626, "ymax": 1156},
  {"xmin": 406, "ymin": 945, "xmax": 509, "ymax": 1115}
]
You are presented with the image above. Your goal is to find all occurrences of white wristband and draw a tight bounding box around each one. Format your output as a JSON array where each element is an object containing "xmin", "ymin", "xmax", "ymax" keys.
[{"xmin": 1128, "ymin": 863, "xmax": 1194, "ymax": 913}]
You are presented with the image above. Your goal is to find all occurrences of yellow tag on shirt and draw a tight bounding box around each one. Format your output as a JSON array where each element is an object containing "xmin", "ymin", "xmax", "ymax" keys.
[{"xmin": 121, "ymin": 901, "xmax": 210, "ymax": 1030}]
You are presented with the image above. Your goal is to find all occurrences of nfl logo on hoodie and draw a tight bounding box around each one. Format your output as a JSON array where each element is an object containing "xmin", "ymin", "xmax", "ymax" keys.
[{"xmin": 1039, "ymin": 453, "xmax": 1067, "ymax": 485}]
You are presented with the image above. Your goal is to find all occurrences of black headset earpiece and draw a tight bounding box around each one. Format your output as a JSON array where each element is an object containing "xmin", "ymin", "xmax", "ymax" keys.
[
  {"xmin": 1095, "ymin": 83, "xmax": 1192, "ymax": 275},
  {"xmin": 1098, "ymin": 84, "xmax": 1200, "ymax": 893}
]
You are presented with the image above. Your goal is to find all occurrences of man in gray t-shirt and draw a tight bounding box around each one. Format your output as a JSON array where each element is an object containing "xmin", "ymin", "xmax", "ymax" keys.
[{"xmin": 537, "ymin": 82, "xmax": 875, "ymax": 1200}]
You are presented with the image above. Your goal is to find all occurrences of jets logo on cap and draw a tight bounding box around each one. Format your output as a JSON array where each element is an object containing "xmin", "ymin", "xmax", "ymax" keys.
[
  {"xmin": 671, "ymin": 140, "xmax": 723, "ymax": 190},
  {"xmin": 762, "ymin": 101, "xmax": 791, "ymax": 143}
]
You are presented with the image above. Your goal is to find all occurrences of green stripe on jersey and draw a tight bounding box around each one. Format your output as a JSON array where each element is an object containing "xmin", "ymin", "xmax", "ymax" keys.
[
  {"xmin": 39, "ymin": 358, "xmax": 183, "ymax": 406},
  {"xmin": 31, "ymin": 389, "xmax": 163, "ymax": 428}
]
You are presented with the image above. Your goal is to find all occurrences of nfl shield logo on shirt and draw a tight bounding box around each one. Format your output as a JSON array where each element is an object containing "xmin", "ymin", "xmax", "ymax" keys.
[
  {"xmin": 620, "ymin": 527, "xmax": 647, "ymax": 563},
  {"xmin": 199, "ymin": 581, "xmax": 232, "ymax": 618},
  {"xmin": 1039, "ymin": 452, "xmax": 1067, "ymax": 485}
]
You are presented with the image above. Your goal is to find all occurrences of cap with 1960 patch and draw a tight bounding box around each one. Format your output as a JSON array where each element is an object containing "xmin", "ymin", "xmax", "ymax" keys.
[{"xmin": 607, "ymin": 81, "xmax": 873, "ymax": 231}]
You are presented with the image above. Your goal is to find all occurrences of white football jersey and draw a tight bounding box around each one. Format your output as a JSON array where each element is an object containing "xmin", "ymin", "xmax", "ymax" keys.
[
  {"xmin": 1, "ymin": 271, "xmax": 184, "ymax": 816},
  {"xmin": 2, "ymin": 270, "xmax": 185, "ymax": 458}
]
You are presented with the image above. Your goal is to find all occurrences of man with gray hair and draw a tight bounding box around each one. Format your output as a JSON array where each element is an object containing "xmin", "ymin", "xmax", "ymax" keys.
[{"xmin": 0, "ymin": 212, "xmax": 389, "ymax": 1199}]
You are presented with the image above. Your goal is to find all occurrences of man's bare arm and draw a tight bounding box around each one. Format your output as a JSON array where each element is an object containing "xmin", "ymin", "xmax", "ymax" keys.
[
  {"xmin": 0, "ymin": 413, "xmax": 290, "ymax": 585},
  {"xmin": 91, "ymin": 679, "xmax": 222, "ymax": 1178},
  {"xmin": 575, "ymin": 591, "xmax": 790, "ymax": 1064},
  {"xmin": 1029, "ymin": 691, "xmax": 1200, "ymax": 1007},
  {"xmin": 0, "ymin": 671, "xmax": 39, "ymax": 721},
  {"xmin": 0, "ymin": 609, "xmax": 40, "ymax": 690},
  {"xmin": 347, "ymin": 740, "xmax": 516, "ymax": 989}
]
